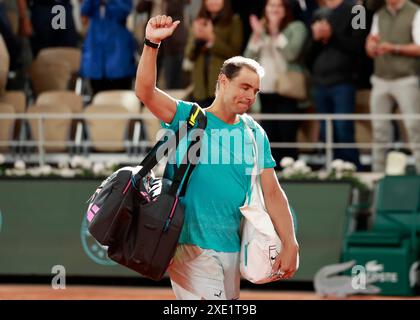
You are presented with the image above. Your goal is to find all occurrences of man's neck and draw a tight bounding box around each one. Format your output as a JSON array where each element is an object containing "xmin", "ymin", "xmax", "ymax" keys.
[{"xmin": 206, "ymin": 99, "xmax": 239, "ymax": 125}]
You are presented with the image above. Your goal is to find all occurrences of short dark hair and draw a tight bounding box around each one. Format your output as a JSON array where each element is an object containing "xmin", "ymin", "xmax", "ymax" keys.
[{"xmin": 219, "ymin": 56, "xmax": 265, "ymax": 86}]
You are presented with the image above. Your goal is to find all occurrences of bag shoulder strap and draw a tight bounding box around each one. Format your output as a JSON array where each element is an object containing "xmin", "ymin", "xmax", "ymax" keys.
[
  {"xmin": 240, "ymin": 114, "xmax": 259, "ymax": 205},
  {"xmin": 134, "ymin": 103, "xmax": 207, "ymax": 189},
  {"xmin": 169, "ymin": 103, "xmax": 207, "ymax": 197}
]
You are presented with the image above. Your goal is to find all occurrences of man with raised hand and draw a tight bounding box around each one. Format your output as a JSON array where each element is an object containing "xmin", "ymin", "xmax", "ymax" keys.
[{"xmin": 135, "ymin": 15, "xmax": 299, "ymax": 300}]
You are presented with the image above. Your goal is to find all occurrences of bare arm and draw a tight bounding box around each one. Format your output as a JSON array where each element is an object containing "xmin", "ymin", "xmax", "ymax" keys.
[
  {"xmin": 134, "ymin": 15, "xmax": 180, "ymax": 123},
  {"xmin": 260, "ymin": 168, "xmax": 299, "ymax": 279},
  {"xmin": 398, "ymin": 44, "xmax": 420, "ymax": 56},
  {"xmin": 17, "ymin": 0, "xmax": 32, "ymax": 37}
]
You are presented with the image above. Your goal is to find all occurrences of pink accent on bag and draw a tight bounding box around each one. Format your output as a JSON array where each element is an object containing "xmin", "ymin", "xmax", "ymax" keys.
[
  {"xmin": 123, "ymin": 179, "xmax": 131, "ymax": 194},
  {"xmin": 87, "ymin": 211, "xmax": 95, "ymax": 222}
]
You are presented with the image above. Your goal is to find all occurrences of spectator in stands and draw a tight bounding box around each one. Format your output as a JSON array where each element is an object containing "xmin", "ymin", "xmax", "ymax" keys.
[
  {"xmin": 0, "ymin": 0, "xmax": 31, "ymax": 79},
  {"xmin": 367, "ymin": 0, "xmax": 420, "ymax": 11},
  {"xmin": 290, "ymin": 0, "xmax": 320, "ymax": 29},
  {"xmin": 162, "ymin": 0, "xmax": 190, "ymax": 89},
  {"xmin": 185, "ymin": 0, "xmax": 243, "ymax": 108},
  {"xmin": 244, "ymin": 0, "xmax": 308, "ymax": 165},
  {"xmin": 366, "ymin": 0, "xmax": 420, "ymax": 172},
  {"xmin": 309, "ymin": 0, "xmax": 364, "ymax": 168},
  {"xmin": 28, "ymin": 0, "xmax": 78, "ymax": 57},
  {"xmin": 80, "ymin": 0, "xmax": 137, "ymax": 96},
  {"xmin": 231, "ymin": 0, "xmax": 265, "ymax": 51}
]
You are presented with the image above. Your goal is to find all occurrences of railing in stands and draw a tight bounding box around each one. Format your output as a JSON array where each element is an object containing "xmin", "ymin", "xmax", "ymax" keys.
[{"xmin": 0, "ymin": 112, "xmax": 419, "ymax": 169}]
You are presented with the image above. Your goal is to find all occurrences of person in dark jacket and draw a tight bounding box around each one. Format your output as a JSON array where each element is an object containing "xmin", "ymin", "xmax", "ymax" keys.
[
  {"xmin": 309, "ymin": 0, "xmax": 364, "ymax": 168},
  {"xmin": 162, "ymin": 0, "xmax": 189, "ymax": 89},
  {"xmin": 80, "ymin": 0, "xmax": 137, "ymax": 95},
  {"xmin": 28, "ymin": 0, "xmax": 78, "ymax": 57}
]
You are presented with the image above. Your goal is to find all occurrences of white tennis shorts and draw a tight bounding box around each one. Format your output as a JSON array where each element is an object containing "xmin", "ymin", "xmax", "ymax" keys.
[{"xmin": 167, "ymin": 244, "xmax": 240, "ymax": 300}]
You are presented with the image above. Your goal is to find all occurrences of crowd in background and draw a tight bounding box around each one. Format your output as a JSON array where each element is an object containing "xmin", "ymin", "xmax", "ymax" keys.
[{"xmin": 1, "ymin": 0, "xmax": 420, "ymax": 172}]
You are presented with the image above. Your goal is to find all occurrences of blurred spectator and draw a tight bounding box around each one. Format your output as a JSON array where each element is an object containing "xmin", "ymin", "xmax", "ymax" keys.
[
  {"xmin": 185, "ymin": 0, "xmax": 243, "ymax": 108},
  {"xmin": 244, "ymin": 0, "xmax": 308, "ymax": 164},
  {"xmin": 28, "ymin": 0, "xmax": 78, "ymax": 58},
  {"xmin": 231, "ymin": 0, "xmax": 265, "ymax": 51},
  {"xmin": 366, "ymin": 0, "xmax": 420, "ymax": 172},
  {"xmin": 309, "ymin": 0, "xmax": 364, "ymax": 168},
  {"xmin": 80, "ymin": 0, "xmax": 137, "ymax": 96},
  {"xmin": 135, "ymin": 0, "xmax": 165, "ymax": 84},
  {"xmin": 367, "ymin": 0, "xmax": 420, "ymax": 11},
  {"xmin": 0, "ymin": 0, "xmax": 30, "ymax": 70},
  {"xmin": 290, "ymin": 0, "xmax": 320, "ymax": 29},
  {"xmin": 162, "ymin": 0, "xmax": 190, "ymax": 89},
  {"xmin": 354, "ymin": 0, "xmax": 375, "ymax": 89}
]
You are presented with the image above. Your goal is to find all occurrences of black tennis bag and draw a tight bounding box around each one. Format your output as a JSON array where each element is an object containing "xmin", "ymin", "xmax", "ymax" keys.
[{"xmin": 85, "ymin": 104, "xmax": 207, "ymax": 280}]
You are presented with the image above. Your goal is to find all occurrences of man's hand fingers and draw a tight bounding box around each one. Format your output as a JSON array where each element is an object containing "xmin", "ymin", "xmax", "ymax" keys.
[
  {"xmin": 149, "ymin": 18, "xmax": 157, "ymax": 28},
  {"xmin": 271, "ymin": 259, "xmax": 281, "ymax": 274},
  {"xmin": 170, "ymin": 20, "xmax": 181, "ymax": 32},
  {"xmin": 155, "ymin": 15, "xmax": 163, "ymax": 26},
  {"xmin": 165, "ymin": 16, "xmax": 173, "ymax": 27},
  {"xmin": 282, "ymin": 268, "xmax": 297, "ymax": 280}
]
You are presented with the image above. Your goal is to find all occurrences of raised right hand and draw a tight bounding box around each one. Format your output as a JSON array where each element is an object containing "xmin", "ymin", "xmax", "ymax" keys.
[
  {"xmin": 249, "ymin": 15, "xmax": 264, "ymax": 37},
  {"xmin": 145, "ymin": 15, "xmax": 180, "ymax": 43}
]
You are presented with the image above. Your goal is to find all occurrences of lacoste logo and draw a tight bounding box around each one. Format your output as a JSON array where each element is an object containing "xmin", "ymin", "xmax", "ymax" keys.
[{"xmin": 365, "ymin": 260, "xmax": 384, "ymax": 273}]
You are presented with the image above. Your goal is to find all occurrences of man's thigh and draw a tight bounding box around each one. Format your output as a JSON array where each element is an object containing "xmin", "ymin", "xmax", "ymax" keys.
[{"xmin": 168, "ymin": 244, "xmax": 240, "ymax": 300}]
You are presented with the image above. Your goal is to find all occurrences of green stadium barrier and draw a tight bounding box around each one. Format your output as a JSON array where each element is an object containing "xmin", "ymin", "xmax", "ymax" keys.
[{"xmin": 0, "ymin": 178, "xmax": 353, "ymax": 281}]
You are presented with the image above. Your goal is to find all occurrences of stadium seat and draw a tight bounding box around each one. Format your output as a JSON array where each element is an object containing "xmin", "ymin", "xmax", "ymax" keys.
[
  {"xmin": 29, "ymin": 59, "xmax": 72, "ymax": 96},
  {"xmin": 37, "ymin": 47, "xmax": 81, "ymax": 75},
  {"xmin": 83, "ymin": 104, "xmax": 132, "ymax": 152},
  {"xmin": 26, "ymin": 104, "xmax": 72, "ymax": 152},
  {"xmin": 343, "ymin": 175, "xmax": 420, "ymax": 296},
  {"xmin": 36, "ymin": 90, "xmax": 83, "ymax": 114},
  {"xmin": 0, "ymin": 103, "xmax": 15, "ymax": 152},
  {"xmin": 92, "ymin": 90, "xmax": 140, "ymax": 113},
  {"xmin": 0, "ymin": 35, "xmax": 9, "ymax": 96}
]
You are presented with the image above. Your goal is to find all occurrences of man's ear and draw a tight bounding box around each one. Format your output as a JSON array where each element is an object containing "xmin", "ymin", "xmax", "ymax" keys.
[{"xmin": 218, "ymin": 74, "xmax": 228, "ymax": 90}]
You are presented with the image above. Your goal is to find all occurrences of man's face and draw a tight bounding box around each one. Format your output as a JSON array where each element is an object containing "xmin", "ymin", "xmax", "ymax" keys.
[
  {"xmin": 219, "ymin": 67, "xmax": 260, "ymax": 115},
  {"xmin": 386, "ymin": 0, "xmax": 403, "ymax": 8}
]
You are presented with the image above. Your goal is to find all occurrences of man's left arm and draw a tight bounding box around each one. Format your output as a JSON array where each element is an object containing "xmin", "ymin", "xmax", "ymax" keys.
[{"xmin": 260, "ymin": 168, "xmax": 299, "ymax": 280}]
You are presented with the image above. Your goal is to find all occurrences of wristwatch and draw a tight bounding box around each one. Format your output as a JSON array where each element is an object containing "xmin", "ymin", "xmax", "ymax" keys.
[{"xmin": 144, "ymin": 38, "xmax": 160, "ymax": 49}]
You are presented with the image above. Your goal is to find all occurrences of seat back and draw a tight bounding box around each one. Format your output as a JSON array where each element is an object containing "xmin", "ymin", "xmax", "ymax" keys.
[
  {"xmin": 92, "ymin": 90, "xmax": 140, "ymax": 113},
  {"xmin": 0, "ymin": 103, "xmax": 15, "ymax": 152},
  {"xmin": 30, "ymin": 59, "xmax": 72, "ymax": 96},
  {"xmin": 141, "ymin": 107, "xmax": 163, "ymax": 145},
  {"xmin": 0, "ymin": 35, "xmax": 9, "ymax": 96},
  {"xmin": 27, "ymin": 104, "xmax": 72, "ymax": 152},
  {"xmin": 36, "ymin": 90, "xmax": 83, "ymax": 114},
  {"xmin": 373, "ymin": 176, "xmax": 420, "ymax": 234},
  {"xmin": 37, "ymin": 47, "xmax": 81, "ymax": 74},
  {"xmin": 0, "ymin": 91, "xmax": 26, "ymax": 113},
  {"xmin": 84, "ymin": 104, "xmax": 130, "ymax": 152}
]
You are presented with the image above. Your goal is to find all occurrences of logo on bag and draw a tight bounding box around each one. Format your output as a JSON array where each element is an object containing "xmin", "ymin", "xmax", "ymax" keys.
[{"xmin": 80, "ymin": 218, "xmax": 117, "ymax": 266}]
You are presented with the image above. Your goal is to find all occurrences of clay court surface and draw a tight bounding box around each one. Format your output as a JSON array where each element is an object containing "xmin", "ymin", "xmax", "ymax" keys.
[{"xmin": 0, "ymin": 285, "xmax": 419, "ymax": 300}]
